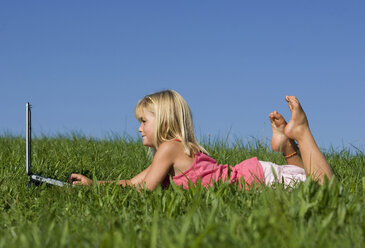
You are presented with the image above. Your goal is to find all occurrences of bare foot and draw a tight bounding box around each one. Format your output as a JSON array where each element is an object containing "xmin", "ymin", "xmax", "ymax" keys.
[
  {"xmin": 270, "ymin": 106, "xmax": 303, "ymax": 168},
  {"xmin": 284, "ymin": 96, "xmax": 310, "ymax": 141},
  {"xmin": 269, "ymin": 110, "xmax": 289, "ymax": 152}
]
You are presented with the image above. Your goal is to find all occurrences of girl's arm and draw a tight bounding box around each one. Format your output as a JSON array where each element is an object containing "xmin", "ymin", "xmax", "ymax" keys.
[
  {"xmin": 98, "ymin": 166, "xmax": 153, "ymax": 186},
  {"xmin": 70, "ymin": 142, "xmax": 177, "ymax": 189},
  {"xmin": 101, "ymin": 165, "xmax": 153, "ymax": 186},
  {"xmin": 69, "ymin": 166, "xmax": 151, "ymax": 186},
  {"xmin": 137, "ymin": 142, "xmax": 177, "ymax": 190}
]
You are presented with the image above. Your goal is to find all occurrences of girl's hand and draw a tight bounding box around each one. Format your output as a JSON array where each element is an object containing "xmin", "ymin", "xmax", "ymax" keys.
[{"xmin": 69, "ymin": 173, "xmax": 93, "ymax": 186}]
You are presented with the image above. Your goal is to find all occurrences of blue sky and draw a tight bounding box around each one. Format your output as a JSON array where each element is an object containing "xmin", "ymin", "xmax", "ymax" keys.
[{"xmin": 1, "ymin": 1, "xmax": 364, "ymax": 151}]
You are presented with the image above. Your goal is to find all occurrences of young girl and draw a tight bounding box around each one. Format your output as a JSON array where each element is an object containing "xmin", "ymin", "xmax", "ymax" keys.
[{"xmin": 70, "ymin": 90, "xmax": 334, "ymax": 189}]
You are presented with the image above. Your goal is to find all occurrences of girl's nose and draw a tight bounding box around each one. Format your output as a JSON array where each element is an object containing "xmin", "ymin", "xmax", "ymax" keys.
[{"xmin": 138, "ymin": 123, "xmax": 143, "ymax": 132}]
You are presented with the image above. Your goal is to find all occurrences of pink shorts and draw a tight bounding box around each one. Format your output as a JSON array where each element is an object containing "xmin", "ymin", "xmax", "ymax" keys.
[{"xmin": 259, "ymin": 161, "xmax": 306, "ymax": 187}]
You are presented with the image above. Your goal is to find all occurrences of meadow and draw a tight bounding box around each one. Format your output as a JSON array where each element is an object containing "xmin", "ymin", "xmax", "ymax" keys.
[{"xmin": 0, "ymin": 135, "xmax": 364, "ymax": 248}]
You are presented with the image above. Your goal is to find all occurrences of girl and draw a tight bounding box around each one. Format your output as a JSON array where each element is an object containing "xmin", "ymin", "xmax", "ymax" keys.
[{"xmin": 70, "ymin": 90, "xmax": 334, "ymax": 189}]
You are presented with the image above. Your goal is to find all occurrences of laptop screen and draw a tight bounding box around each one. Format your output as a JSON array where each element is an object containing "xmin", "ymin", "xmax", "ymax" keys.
[{"xmin": 26, "ymin": 102, "xmax": 32, "ymax": 175}]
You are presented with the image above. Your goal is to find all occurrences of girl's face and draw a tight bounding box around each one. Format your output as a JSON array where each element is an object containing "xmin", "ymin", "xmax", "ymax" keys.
[{"xmin": 138, "ymin": 109, "xmax": 156, "ymax": 148}]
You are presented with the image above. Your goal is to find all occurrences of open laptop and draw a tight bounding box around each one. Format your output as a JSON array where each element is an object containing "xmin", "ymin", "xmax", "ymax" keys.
[{"xmin": 26, "ymin": 102, "xmax": 68, "ymax": 187}]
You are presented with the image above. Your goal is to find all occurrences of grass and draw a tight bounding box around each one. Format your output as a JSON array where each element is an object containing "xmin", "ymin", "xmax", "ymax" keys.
[{"xmin": 0, "ymin": 134, "xmax": 365, "ymax": 247}]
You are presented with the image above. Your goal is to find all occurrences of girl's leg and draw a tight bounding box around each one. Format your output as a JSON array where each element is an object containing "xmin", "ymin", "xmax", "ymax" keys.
[
  {"xmin": 284, "ymin": 96, "xmax": 334, "ymax": 183},
  {"xmin": 269, "ymin": 111, "xmax": 304, "ymax": 168}
]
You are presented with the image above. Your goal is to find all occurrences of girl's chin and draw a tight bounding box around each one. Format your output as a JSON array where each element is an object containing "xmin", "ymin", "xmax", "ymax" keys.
[{"xmin": 143, "ymin": 141, "xmax": 154, "ymax": 148}]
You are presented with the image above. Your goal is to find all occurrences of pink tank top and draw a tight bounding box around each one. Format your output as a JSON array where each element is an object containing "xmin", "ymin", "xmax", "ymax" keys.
[{"xmin": 171, "ymin": 152, "xmax": 265, "ymax": 189}]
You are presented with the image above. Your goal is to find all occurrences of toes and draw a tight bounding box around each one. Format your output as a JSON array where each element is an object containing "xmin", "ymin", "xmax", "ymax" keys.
[
  {"xmin": 273, "ymin": 111, "xmax": 284, "ymax": 120},
  {"xmin": 269, "ymin": 111, "xmax": 286, "ymax": 121},
  {"xmin": 269, "ymin": 110, "xmax": 279, "ymax": 116},
  {"xmin": 269, "ymin": 111, "xmax": 277, "ymax": 118},
  {"xmin": 275, "ymin": 111, "xmax": 283, "ymax": 118},
  {"xmin": 269, "ymin": 111, "xmax": 280, "ymax": 124},
  {"xmin": 286, "ymin": 96, "xmax": 299, "ymax": 104},
  {"xmin": 286, "ymin": 96, "xmax": 300, "ymax": 111}
]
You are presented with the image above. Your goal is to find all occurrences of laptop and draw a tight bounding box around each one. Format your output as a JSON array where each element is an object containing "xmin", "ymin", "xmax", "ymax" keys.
[{"xmin": 26, "ymin": 102, "xmax": 69, "ymax": 187}]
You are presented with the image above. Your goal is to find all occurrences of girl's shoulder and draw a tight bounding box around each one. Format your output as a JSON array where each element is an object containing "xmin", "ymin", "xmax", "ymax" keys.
[
  {"xmin": 157, "ymin": 140, "xmax": 195, "ymax": 176},
  {"xmin": 156, "ymin": 140, "xmax": 193, "ymax": 164},
  {"xmin": 157, "ymin": 139, "xmax": 183, "ymax": 154}
]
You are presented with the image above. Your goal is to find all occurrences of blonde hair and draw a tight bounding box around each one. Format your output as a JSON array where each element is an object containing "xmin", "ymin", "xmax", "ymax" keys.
[{"xmin": 135, "ymin": 90, "xmax": 207, "ymax": 156}]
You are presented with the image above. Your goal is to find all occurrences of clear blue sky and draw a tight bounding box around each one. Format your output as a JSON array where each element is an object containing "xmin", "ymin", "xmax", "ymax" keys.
[{"xmin": 1, "ymin": 1, "xmax": 364, "ymax": 151}]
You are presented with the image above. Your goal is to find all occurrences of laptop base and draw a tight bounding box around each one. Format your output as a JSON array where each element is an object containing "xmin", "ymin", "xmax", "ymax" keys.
[{"xmin": 28, "ymin": 174, "xmax": 67, "ymax": 187}]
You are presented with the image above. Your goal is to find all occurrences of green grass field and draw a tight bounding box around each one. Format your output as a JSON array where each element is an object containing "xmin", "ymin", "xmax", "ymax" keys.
[{"xmin": 1, "ymin": 135, "xmax": 364, "ymax": 247}]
